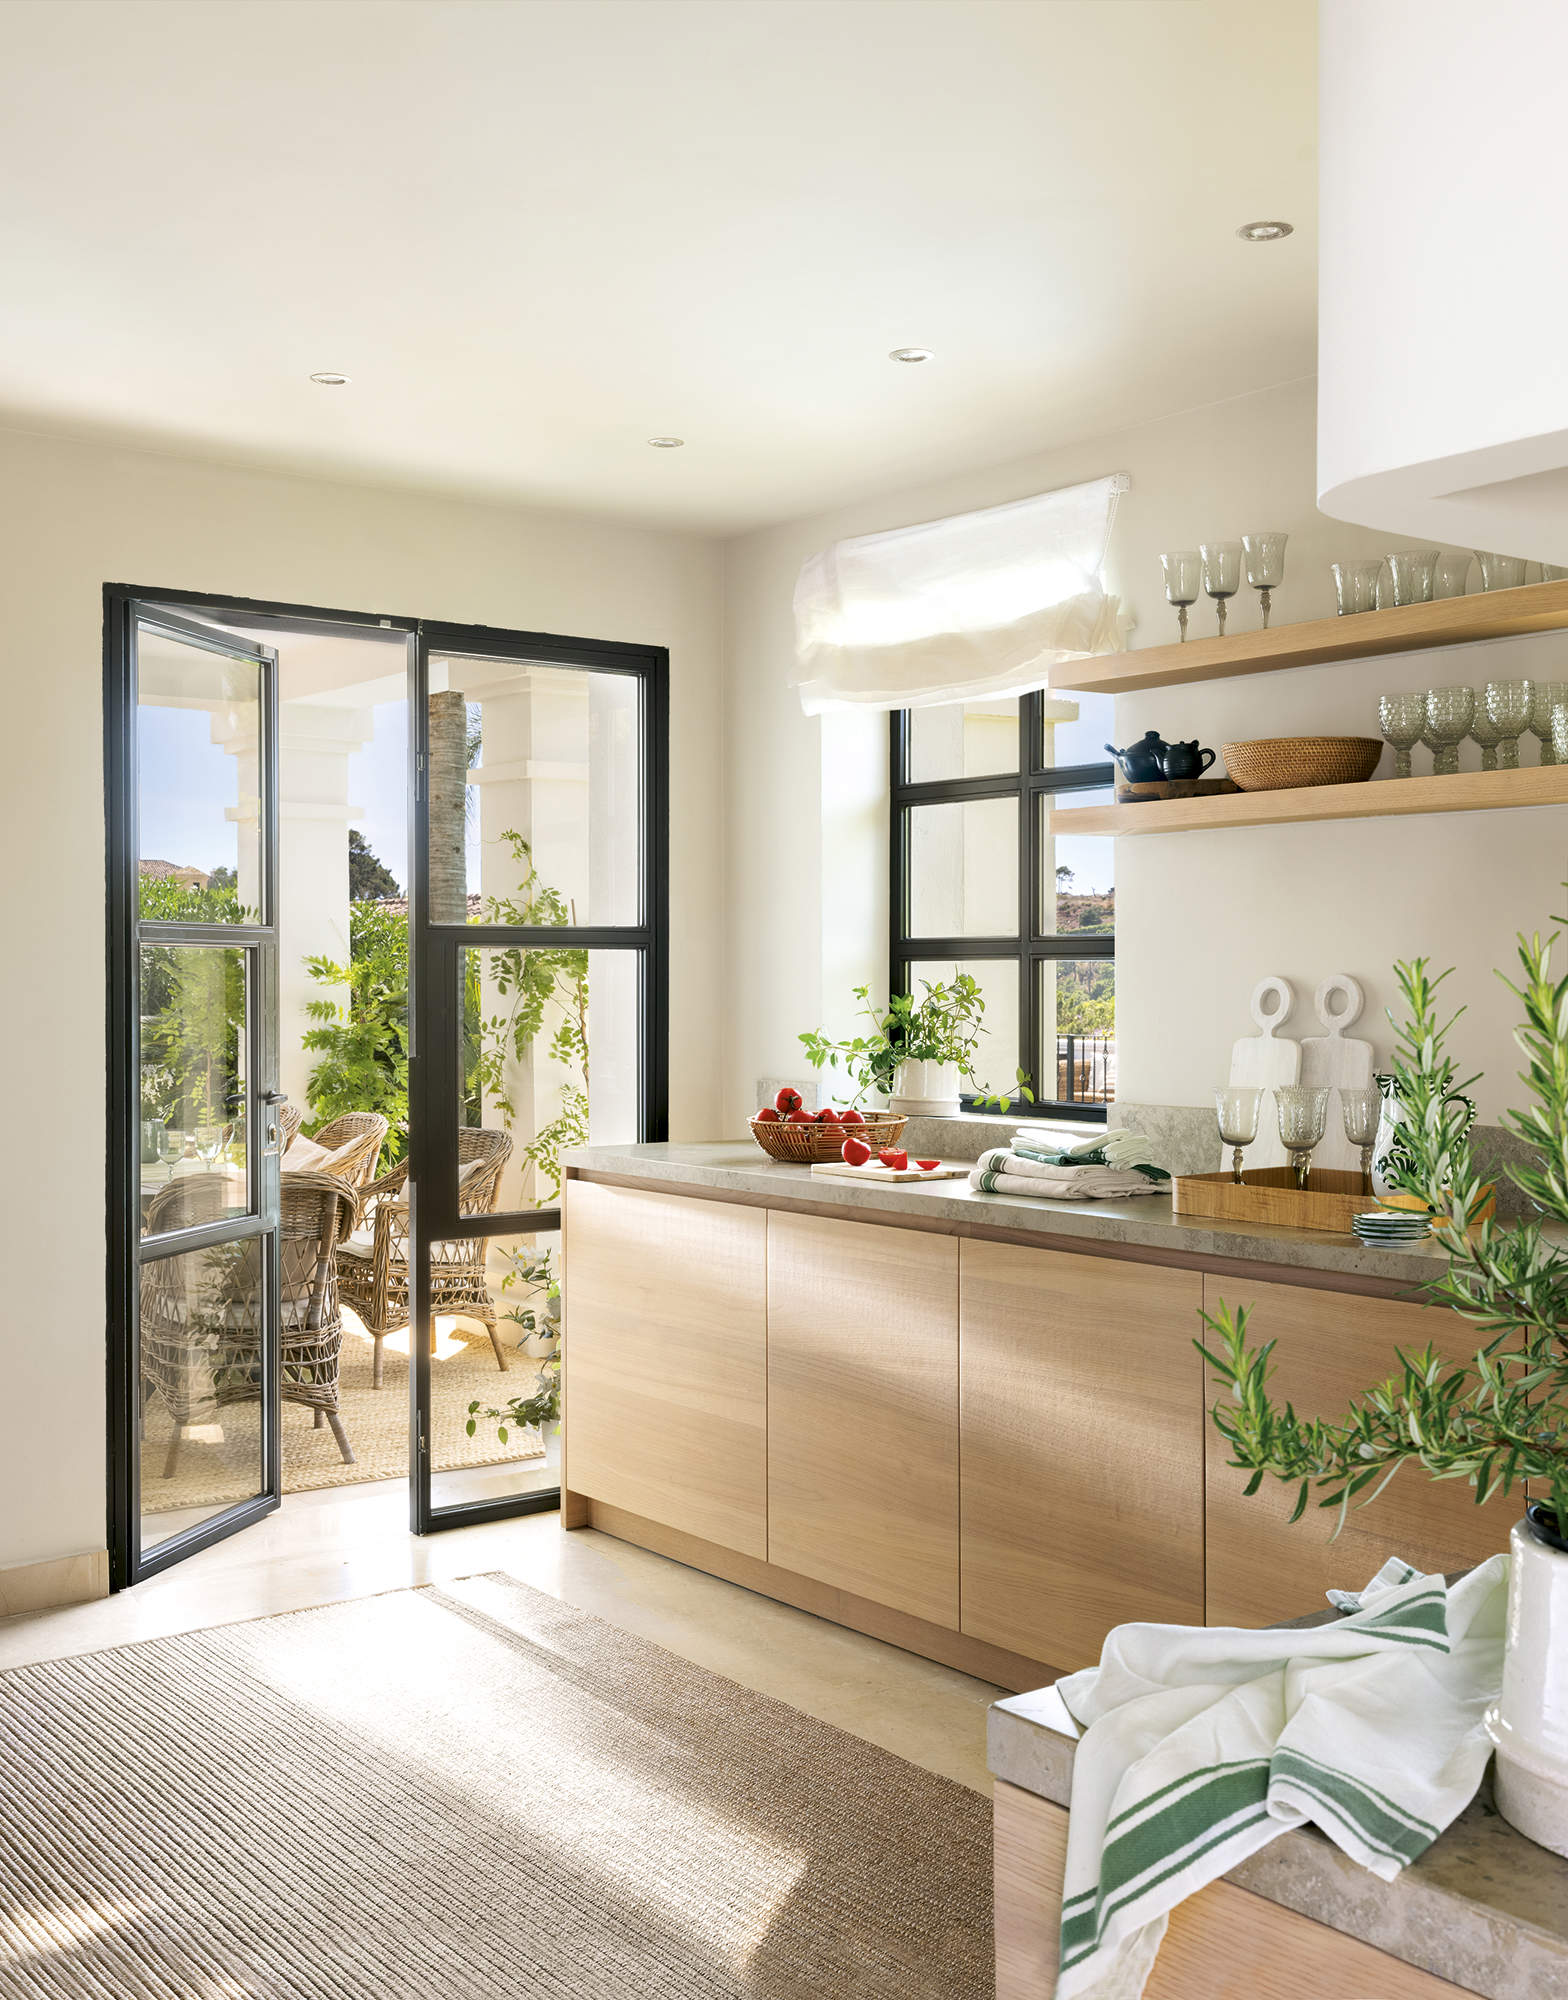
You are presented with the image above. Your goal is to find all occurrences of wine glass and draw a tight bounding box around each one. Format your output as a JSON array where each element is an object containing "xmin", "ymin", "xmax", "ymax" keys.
[
  {"xmin": 157, "ymin": 1128, "xmax": 186, "ymax": 1176},
  {"xmin": 1484, "ymin": 679, "xmax": 1534, "ymax": 768},
  {"xmin": 1377, "ymin": 692, "xmax": 1426, "ymax": 778},
  {"xmin": 1470, "ymin": 704, "xmax": 1503, "ymax": 772},
  {"xmin": 1475, "ymin": 551, "xmax": 1528, "ymax": 592},
  {"xmin": 1434, "ymin": 551, "xmax": 1472, "ymax": 599},
  {"xmin": 1160, "ymin": 550, "xmax": 1201, "ymax": 642},
  {"xmin": 1424, "ymin": 685, "xmax": 1475, "ymax": 777},
  {"xmin": 1241, "ymin": 531, "xmax": 1288, "ymax": 629},
  {"xmin": 1332, "ymin": 559, "xmax": 1383, "ymax": 615},
  {"xmin": 1386, "ymin": 549, "xmax": 1440, "ymax": 605},
  {"xmin": 1200, "ymin": 541, "xmax": 1242, "ymax": 636},
  {"xmin": 1530, "ymin": 682, "xmax": 1566, "ymax": 766},
  {"xmin": 1340, "ymin": 1086, "xmax": 1382, "ymax": 1192},
  {"xmin": 1553, "ymin": 704, "xmax": 1568, "ymax": 765},
  {"xmin": 1276, "ymin": 1084, "xmax": 1330, "ymax": 1191},
  {"xmin": 1215, "ymin": 1084, "xmax": 1261, "ymax": 1184}
]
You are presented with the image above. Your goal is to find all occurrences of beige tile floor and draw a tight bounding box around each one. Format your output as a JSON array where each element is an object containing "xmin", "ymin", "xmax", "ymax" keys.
[{"xmin": 0, "ymin": 1478, "xmax": 999, "ymax": 1792}]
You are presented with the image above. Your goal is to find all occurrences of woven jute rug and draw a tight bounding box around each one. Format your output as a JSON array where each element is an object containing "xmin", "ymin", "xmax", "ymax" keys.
[{"xmin": 0, "ymin": 1573, "xmax": 991, "ymax": 1998}]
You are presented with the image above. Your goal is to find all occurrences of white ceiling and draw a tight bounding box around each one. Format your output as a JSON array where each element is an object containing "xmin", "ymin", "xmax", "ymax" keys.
[{"xmin": 0, "ymin": 0, "xmax": 1317, "ymax": 534}]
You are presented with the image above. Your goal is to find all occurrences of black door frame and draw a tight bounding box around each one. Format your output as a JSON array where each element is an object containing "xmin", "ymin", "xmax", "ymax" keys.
[{"xmin": 104, "ymin": 583, "xmax": 669, "ymax": 1581}]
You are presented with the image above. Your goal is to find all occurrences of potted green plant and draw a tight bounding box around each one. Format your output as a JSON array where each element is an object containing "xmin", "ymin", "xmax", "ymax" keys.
[
  {"xmin": 799, "ymin": 975, "xmax": 1033, "ymax": 1114},
  {"xmin": 1197, "ymin": 935, "xmax": 1568, "ymax": 1856}
]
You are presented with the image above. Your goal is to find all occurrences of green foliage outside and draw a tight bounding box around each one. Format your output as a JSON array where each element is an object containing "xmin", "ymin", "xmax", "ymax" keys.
[
  {"xmin": 347, "ymin": 827, "xmax": 400, "ymax": 901},
  {"xmin": 138, "ymin": 875, "xmax": 249, "ymax": 1131},
  {"xmin": 1055, "ymin": 961, "xmax": 1115, "ymax": 1039},
  {"xmin": 1200, "ymin": 931, "xmax": 1568, "ymax": 1535},
  {"xmin": 302, "ymin": 899, "xmax": 410, "ymax": 1170}
]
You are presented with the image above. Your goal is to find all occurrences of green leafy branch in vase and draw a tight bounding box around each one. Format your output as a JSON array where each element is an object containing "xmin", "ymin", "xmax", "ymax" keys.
[
  {"xmin": 799, "ymin": 975, "xmax": 1034, "ymax": 1111},
  {"xmin": 1197, "ymin": 936, "xmax": 1568, "ymax": 1536}
]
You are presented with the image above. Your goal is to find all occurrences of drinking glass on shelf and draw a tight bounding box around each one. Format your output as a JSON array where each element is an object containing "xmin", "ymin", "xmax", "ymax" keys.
[
  {"xmin": 1424, "ymin": 685, "xmax": 1475, "ymax": 776},
  {"xmin": 1241, "ymin": 531, "xmax": 1288, "ymax": 629},
  {"xmin": 1434, "ymin": 551, "xmax": 1472, "ymax": 599},
  {"xmin": 1215, "ymin": 1084, "xmax": 1262, "ymax": 1184},
  {"xmin": 1483, "ymin": 679, "xmax": 1534, "ymax": 768},
  {"xmin": 1475, "ymin": 551, "xmax": 1529, "ymax": 592},
  {"xmin": 1541, "ymin": 563, "xmax": 1568, "ymax": 583},
  {"xmin": 1276, "ymin": 1084, "xmax": 1331, "ymax": 1191},
  {"xmin": 1470, "ymin": 703, "xmax": 1504, "ymax": 771},
  {"xmin": 1377, "ymin": 692, "xmax": 1427, "ymax": 778},
  {"xmin": 1340, "ymin": 1086, "xmax": 1382, "ymax": 1192},
  {"xmin": 1200, "ymin": 541, "xmax": 1242, "ymax": 635},
  {"xmin": 157, "ymin": 1128, "xmax": 186, "ymax": 1174},
  {"xmin": 1552, "ymin": 704, "xmax": 1568, "ymax": 765},
  {"xmin": 1160, "ymin": 550, "xmax": 1202, "ymax": 642},
  {"xmin": 1530, "ymin": 682, "xmax": 1566, "ymax": 766},
  {"xmin": 1386, "ymin": 549, "xmax": 1440, "ymax": 605},
  {"xmin": 1332, "ymin": 559, "xmax": 1383, "ymax": 615}
]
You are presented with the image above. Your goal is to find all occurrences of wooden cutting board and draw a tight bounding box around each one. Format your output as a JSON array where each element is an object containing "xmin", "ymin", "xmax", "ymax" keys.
[
  {"xmin": 1228, "ymin": 976, "xmax": 1300, "ymax": 1170},
  {"xmin": 809, "ymin": 1160, "xmax": 969, "ymax": 1183},
  {"xmin": 1299, "ymin": 973, "xmax": 1376, "ymax": 1171}
]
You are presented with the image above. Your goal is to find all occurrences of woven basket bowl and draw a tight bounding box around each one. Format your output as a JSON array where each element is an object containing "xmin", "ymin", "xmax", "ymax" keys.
[
  {"xmin": 1221, "ymin": 735, "xmax": 1383, "ymax": 792},
  {"xmin": 749, "ymin": 1113, "xmax": 908, "ymax": 1163}
]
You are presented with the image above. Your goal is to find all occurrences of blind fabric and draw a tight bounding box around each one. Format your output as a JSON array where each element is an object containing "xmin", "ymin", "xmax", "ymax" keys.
[{"xmin": 790, "ymin": 472, "xmax": 1131, "ymax": 715}]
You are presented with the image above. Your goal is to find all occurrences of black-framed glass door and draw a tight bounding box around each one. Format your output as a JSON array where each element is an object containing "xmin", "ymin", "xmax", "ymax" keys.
[
  {"xmin": 408, "ymin": 622, "xmax": 668, "ymax": 1531},
  {"xmin": 106, "ymin": 600, "xmax": 284, "ymax": 1585}
]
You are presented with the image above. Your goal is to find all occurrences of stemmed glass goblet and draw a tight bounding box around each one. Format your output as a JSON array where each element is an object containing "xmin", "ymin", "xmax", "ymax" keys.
[
  {"xmin": 1160, "ymin": 550, "xmax": 1201, "ymax": 643},
  {"xmin": 1484, "ymin": 680, "xmax": 1534, "ymax": 769},
  {"xmin": 1377, "ymin": 693, "xmax": 1426, "ymax": 778},
  {"xmin": 1530, "ymin": 682, "xmax": 1565, "ymax": 766},
  {"xmin": 1470, "ymin": 705, "xmax": 1503, "ymax": 771},
  {"xmin": 1339, "ymin": 1086, "xmax": 1382, "ymax": 1192},
  {"xmin": 1276, "ymin": 1084, "xmax": 1330, "ymax": 1192},
  {"xmin": 1200, "ymin": 541, "xmax": 1242, "ymax": 636},
  {"xmin": 1241, "ymin": 531, "xmax": 1288, "ymax": 630},
  {"xmin": 157, "ymin": 1128, "xmax": 186, "ymax": 1177},
  {"xmin": 1215, "ymin": 1084, "xmax": 1261, "ymax": 1184},
  {"xmin": 1424, "ymin": 686, "xmax": 1475, "ymax": 777}
]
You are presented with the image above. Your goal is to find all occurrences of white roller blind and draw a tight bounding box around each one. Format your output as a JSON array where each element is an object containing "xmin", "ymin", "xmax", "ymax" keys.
[{"xmin": 791, "ymin": 472, "xmax": 1131, "ymax": 715}]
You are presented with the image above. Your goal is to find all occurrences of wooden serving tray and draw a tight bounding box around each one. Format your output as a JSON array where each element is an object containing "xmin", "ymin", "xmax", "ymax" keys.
[
  {"xmin": 1172, "ymin": 1165, "xmax": 1387, "ymax": 1235},
  {"xmin": 1114, "ymin": 777, "xmax": 1241, "ymax": 804}
]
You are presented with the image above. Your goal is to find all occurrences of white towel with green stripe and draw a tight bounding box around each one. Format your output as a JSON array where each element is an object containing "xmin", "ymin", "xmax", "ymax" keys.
[{"xmin": 1050, "ymin": 1554, "xmax": 1510, "ymax": 2000}]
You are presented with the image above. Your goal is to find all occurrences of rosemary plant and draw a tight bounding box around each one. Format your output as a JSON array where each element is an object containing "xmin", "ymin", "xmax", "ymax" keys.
[{"xmin": 1198, "ymin": 931, "xmax": 1568, "ymax": 1535}]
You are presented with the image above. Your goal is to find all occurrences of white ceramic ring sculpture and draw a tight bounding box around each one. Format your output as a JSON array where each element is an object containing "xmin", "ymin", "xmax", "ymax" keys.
[
  {"xmin": 1249, "ymin": 975, "xmax": 1295, "ymax": 1035},
  {"xmin": 1313, "ymin": 972, "xmax": 1365, "ymax": 1034}
]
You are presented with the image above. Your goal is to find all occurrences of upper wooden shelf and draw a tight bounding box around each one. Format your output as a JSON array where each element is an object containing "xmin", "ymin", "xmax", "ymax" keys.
[
  {"xmin": 1049, "ymin": 578, "xmax": 1568, "ymax": 695},
  {"xmin": 1051, "ymin": 763, "xmax": 1568, "ymax": 837}
]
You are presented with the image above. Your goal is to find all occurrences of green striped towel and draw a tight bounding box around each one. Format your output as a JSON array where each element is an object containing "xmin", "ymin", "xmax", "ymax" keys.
[{"xmin": 1050, "ymin": 1554, "xmax": 1510, "ymax": 1998}]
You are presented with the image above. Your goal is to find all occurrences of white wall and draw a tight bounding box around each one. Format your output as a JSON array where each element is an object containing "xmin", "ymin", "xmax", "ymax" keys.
[
  {"xmin": 723, "ymin": 375, "xmax": 1568, "ymax": 1132},
  {"xmin": 0, "ymin": 425, "xmax": 724, "ymax": 1573}
]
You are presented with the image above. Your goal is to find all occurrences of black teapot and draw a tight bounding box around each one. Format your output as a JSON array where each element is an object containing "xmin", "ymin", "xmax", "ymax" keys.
[
  {"xmin": 1157, "ymin": 739, "xmax": 1216, "ymax": 781},
  {"xmin": 1104, "ymin": 730, "xmax": 1168, "ymax": 785}
]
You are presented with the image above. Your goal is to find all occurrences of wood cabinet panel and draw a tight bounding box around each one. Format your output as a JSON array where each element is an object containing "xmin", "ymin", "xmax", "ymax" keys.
[
  {"xmin": 563, "ymin": 1180, "xmax": 767, "ymax": 1558},
  {"xmin": 961, "ymin": 1241, "xmax": 1206, "ymax": 1670},
  {"xmin": 767, "ymin": 1211, "xmax": 959, "ymax": 1627},
  {"xmin": 1202, "ymin": 1276, "xmax": 1513, "ymax": 1627}
]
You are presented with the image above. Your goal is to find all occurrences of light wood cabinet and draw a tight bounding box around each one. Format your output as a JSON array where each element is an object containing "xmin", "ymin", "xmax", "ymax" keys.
[
  {"xmin": 767, "ymin": 1211, "xmax": 960, "ymax": 1627},
  {"xmin": 1202, "ymin": 1275, "xmax": 1514, "ymax": 1627},
  {"xmin": 563, "ymin": 1180, "xmax": 768, "ymax": 1558},
  {"xmin": 960, "ymin": 1240, "xmax": 1206, "ymax": 1670}
]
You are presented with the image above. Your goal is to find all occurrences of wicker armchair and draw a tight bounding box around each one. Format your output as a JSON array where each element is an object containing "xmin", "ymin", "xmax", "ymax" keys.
[
  {"xmin": 140, "ymin": 1168, "xmax": 360, "ymax": 1478},
  {"xmin": 292, "ymin": 1111, "xmax": 390, "ymax": 1189},
  {"xmin": 279, "ymin": 1103, "xmax": 303, "ymax": 1151},
  {"xmin": 337, "ymin": 1126, "xmax": 514, "ymax": 1389}
]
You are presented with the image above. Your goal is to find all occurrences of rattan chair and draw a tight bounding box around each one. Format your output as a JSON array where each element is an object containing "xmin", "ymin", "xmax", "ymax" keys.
[
  {"xmin": 140, "ymin": 1168, "xmax": 360, "ymax": 1477},
  {"xmin": 292, "ymin": 1111, "xmax": 390, "ymax": 1190},
  {"xmin": 337, "ymin": 1126, "xmax": 514, "ymax": 1388},
  {"xmin": 279, "ymin": 1102, "xmax": 303, "ymax": 1151}
]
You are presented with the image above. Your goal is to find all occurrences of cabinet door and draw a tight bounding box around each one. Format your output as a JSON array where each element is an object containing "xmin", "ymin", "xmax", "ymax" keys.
[
  {"xmin": 563, "ymin": 1181, "xmax": 767, "ymax": 1558},
  {"xmin": 961, "ymin": 1241, "xmax": 1206, "ymax": 1670},
  {"xmin": 1202, "ymin": 1276, "xmax": 1514, "ymax": 1627},
  {"xmin": 767, "ymin": 1211, "xmax": 959, "ymax": 1627}
]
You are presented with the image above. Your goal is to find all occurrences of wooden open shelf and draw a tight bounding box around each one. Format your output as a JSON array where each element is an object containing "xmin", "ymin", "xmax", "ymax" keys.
[
  {"xmin": 1049, "ymin": 578, "xmax": 1568, "ymax": 695},
  {"xmin": 1052, "ymin": 762, "xmax": 1568, "ymax": 836}
]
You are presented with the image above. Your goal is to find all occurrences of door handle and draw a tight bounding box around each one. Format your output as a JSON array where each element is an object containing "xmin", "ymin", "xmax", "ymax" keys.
[{"xmin": 260, "ymin": 1089, "xmax": 289, "ymax": 1155}]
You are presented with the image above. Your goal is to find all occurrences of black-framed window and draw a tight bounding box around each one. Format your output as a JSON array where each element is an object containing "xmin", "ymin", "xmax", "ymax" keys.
[{"xmin": 889, "ymin": 689, "xmax": 1115, "ymax": 1121}]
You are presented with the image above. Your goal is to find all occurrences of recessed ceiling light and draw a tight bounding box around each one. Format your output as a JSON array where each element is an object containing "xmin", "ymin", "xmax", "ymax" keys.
[
  {"xmin": 309, "ymin": 371, "xmax": 350, "ymax": 385},
  {"xmin": 889, "ymin": 347, "xmax": 934, "ymax": 363},
  {"xmin": 1235, "ymin": 220, "xmax": 1293, "ymax": 242},
  {"xmin": 647, "ymin": 436, "xmax": 685, "ymax": 448}
]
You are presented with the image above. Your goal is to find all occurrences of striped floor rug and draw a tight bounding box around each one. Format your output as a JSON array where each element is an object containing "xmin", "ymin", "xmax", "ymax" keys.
[{"xmin": 0, "ymin": 1574, "xmax": 991, "ymax": 1998}]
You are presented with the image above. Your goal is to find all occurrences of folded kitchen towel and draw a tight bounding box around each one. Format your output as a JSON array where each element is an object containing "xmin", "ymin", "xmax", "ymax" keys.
[
  {"xmin": 970, "ymin": 1151, "xmax": 1166, "ymax": 1201},
  {"xmin": 1051, "ymin": 1555, "xmax": 1510, "ymax": 2000}
]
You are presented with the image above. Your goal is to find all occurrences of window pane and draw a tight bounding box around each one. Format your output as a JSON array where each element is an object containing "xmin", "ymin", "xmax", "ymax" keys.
[
  {"xmin": 1040, "ymin": 686, "xmax": 1115, "ymax": 772},
  {"xmin": 1042, "ymin": 960, "xmax": 1116, "ymax": 1107},
  {"xmin": 137, "ymin": 628, "xmax": 261, "ymax": 921},
  {"xmin": 430, "ymin": 1228, "xmax": 561, "ymax": 1511},
  {"xmin": 906, "ymin": 958, "xmax": 1020, "ymax": 1099},
  {"xmin": 1039, "ymin": 802, "xmax": 1115, "ymax": 935},
  {"xmin": 140, "ymin": 943, "xmax": 250, "ymax": 1239},
  {"xmin": 139, "ymin": 1238, "xmax": 265, "ymax": 1547},
  {"xmin": 460, "ymin": 946, "xmax": 638, "ymax": 1211},
  {"xmin": 429, "ymin": 654, "xmax": 639, "ymax": 925},
  {"xmin": 908, "ymin": 799, "xmax": 1017, "ymax": 937},
  {"xmin": 908, "ymin": 699, "xmax": 1019, "ymax": 781}
]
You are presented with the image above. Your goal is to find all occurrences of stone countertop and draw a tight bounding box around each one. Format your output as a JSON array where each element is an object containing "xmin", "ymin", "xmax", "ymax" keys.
[
  {"xmin": 563, "ymin": 1139, "xmax": 1471, "ymax": 1286},
  {"xmin": 988, "ymin": 1686, "xmax": 1568, "ymax": 2000}
]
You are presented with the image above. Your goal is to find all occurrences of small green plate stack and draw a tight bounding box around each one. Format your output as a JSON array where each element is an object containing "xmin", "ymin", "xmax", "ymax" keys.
[{"xmin": 1352, "ymin": 1207, "xmax": 1434, "ymax": 1245}]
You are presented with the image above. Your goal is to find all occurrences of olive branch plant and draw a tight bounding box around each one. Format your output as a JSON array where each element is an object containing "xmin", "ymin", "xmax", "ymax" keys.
[{"xmin": 1197, "ymin": 921, "xmax": 1568, "ymax": 1539}]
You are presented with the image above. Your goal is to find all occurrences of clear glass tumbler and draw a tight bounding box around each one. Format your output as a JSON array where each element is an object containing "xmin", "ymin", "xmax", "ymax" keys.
[
  {"xmin": 1530, "ymin": 681, "xmax": 1566, "ymax": 766},
  {"xmin": 1241, "ymin": 531, "xmax": 1288, "ymax": 629},
  {"xmin": 1276, "ymin": 1085, "xmax": 1331, "ymax": 1191},
  {"xmin": 1541, "ymin": 563, "xmax": 1568, "ymax": 584},
  {"xmin": 1484, "ymin": 679, "xmax": 1535, "ymax": 768},
  {"xmin": 1339, "ymin": 1085, "xmax": 1382, "ymax": 1191},
  {"xmin": 1377, "ymin": 692, "xmax": 1427, "ymax": 778},
  {"xmin": 1332, "ymin": 559, "xmax": 1384, "ymax": 615},
  {"xmin": 1475, "ymin": 551, "xmax": 1529, "ymax": 591},
  {"xmin": 1434, "ymin": 551, "xmax": 1472, "ymax": 599},
  {"xmin": 1424, "ymin": 685, "xmax": 1476, "ymax": 776},
  {"xmin": 1215, "ymin": 1084, "xmax": 1262, "ymax": 1184},
  {"xmin": 1386, "ymin": 549, "xmax": 1440, "ymax": 605}
]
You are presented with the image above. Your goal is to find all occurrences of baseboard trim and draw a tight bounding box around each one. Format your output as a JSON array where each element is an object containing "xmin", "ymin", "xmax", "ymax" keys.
[{"xmin": 0, "ymin": 1549, "xmax": 110, "ymax": 1619}]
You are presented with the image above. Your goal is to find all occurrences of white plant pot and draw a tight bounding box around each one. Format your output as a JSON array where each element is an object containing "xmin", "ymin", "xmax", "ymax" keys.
[
  {"xmin": 1485, "ymin": 1509, "xmax": 1568, "ymax": 1857},
  {"xmin": 888, "ymin": 1058, "xmax": 961, "ymax": 1116}
]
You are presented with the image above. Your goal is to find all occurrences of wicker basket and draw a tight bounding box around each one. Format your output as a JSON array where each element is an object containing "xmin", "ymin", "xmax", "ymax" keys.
[
  {"xmin": 1221, "ymin": 735, "xmax": 1383, "ymax": 792},
  {"xmin": 748, "ymin": 1113, "xmax": 908, "ymax": 1163}
]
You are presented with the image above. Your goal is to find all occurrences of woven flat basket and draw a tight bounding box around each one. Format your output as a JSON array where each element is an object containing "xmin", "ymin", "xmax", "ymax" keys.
[
  {"xmin": 749, "ymin": 1113, "xmax": 908, "ymax": 1163},
  {"xmin": 1221, "ymin": 735, "xmax": 1383, "ymax": 791}
]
